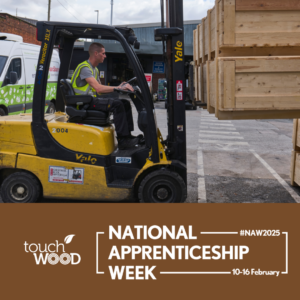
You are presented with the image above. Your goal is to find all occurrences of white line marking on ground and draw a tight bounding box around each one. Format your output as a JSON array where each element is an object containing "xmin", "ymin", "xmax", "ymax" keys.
[
  {"xmin": 199, "ymin": 140, "xmax": 249, "ymax": 146},
  {"xmin": 198, "ymin": 178, "xmax": 207, "ymax": 203},
  {"xmin": 250, "ymin": 149, "xmax": 300, "ymax": 203},
  {"xmin": 199, "ymin": 134, "xmax": 244, "ymax": 140},
  {"xmin": 200, "ymin": 122, "xmax": 234, "ymax": 127},
  {"xmin": 201, "ymin": 120, "xmax": 233, "ymax": 123},
  {"xmin": 200, "ymin": 130, "xmax": 240, "ymax": 135},
  {"xmin": 198, "ymin": 144, "xmax": 207, "ymax": 203},
  {"xmin": 200, "ymin": 126, "xmax": 237, "ymax": 131},
  {"xmin": 197, "ymin": 149, "xmax": 205, "ymax": 177}
]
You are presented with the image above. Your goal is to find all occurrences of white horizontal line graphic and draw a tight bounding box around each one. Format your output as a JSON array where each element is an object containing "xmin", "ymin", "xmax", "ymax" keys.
[
  {"xmin": 160, "ymin": 272, "xmax": 231, "ymax": 274},
  {"xmin": 201, "ymin": 232, "xmax": 238, "ymax": 234}
]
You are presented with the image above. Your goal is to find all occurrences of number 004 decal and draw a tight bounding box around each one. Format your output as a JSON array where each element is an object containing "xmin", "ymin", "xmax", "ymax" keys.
[{"xmin": 52, "ymin": 128, "xmax": 69, "ymax": 133}]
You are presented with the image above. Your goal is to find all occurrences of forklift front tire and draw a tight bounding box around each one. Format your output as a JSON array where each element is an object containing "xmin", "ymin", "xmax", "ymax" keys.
[
  {"xmin": 0, "ymin": 172, "xmax": 41, "ymax": 203},
  {"xmin": 138, "ymin": 169, "xmax": 187, "ymax": 203}
]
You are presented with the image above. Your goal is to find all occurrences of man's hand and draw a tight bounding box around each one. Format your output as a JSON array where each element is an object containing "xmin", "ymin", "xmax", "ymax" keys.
[{"xmin": 117, "ymin": 82, "xmax": 134, "ymax": 92}]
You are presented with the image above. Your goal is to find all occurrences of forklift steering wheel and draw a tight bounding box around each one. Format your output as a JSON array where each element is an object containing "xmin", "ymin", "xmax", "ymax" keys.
[{"xmin": 114, "ymin": 88, "xmax": 135, "ymax": 95}]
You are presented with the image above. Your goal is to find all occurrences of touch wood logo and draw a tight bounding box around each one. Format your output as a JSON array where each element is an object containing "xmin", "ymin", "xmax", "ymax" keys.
[{"xmin": 24, "ymin": 234, "xmax": 81, "ymax": 265}]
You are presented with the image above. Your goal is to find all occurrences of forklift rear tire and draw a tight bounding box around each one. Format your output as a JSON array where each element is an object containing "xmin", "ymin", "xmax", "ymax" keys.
[
  {"xmin": 138, "ymin": 169, "xmax": 187, "ymax": 203},
  {"xmin": 0, "ymin": 172, "xmax": 41, "ymax": 203}
]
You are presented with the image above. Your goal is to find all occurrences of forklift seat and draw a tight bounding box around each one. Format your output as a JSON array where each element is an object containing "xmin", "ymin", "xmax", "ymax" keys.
[{"xmin": 60, "ymin": 79, "xmax": 110, "ymax": 126}]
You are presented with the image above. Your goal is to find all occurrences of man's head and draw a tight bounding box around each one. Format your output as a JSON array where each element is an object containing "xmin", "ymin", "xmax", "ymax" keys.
[{"xmin": 89, "ymin": 42, "xmax": 106, "ymax": 64}]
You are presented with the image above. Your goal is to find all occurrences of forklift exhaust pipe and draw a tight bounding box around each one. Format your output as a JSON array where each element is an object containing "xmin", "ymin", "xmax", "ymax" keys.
[{"xmin": 166, "ymin": 0, "xmax": 170, "ymax": 28}]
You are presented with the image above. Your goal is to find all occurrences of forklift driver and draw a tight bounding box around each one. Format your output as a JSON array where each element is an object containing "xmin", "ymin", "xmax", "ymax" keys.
[{"xmin": 71, "ymin": 42, "xmax": 140, "ymax": 149}]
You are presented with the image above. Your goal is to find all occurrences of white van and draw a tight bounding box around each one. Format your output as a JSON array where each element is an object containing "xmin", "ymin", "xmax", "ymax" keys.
[{"xmin": 0, "ymin": 33, "xmax": 60, "ymax": 116}]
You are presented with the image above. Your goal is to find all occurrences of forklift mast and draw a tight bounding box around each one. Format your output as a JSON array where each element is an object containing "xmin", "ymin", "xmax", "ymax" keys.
[{"xmin": 155, "ymin": 0, "xmax": 187, "ymax": 167}]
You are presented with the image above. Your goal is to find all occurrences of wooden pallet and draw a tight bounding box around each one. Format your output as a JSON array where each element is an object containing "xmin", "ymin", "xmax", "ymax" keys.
[
  {"xmin": 195, "ymin": 0, "xmax": 300, "ymax": 64},
  {"xmin": 200, "ymin": 56, "xmax": 300, "ymax": 119},
  {"xmin": 218, "ymin": 56, "xmax": 300, "ymax": 112}
]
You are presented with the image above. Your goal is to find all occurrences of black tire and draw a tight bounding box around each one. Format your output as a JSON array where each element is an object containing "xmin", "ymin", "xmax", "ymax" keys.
[
  {"xmin": 138, "ymin": 169, "xmax": 187, "ymax": 203},
  {"xmin": 0, "ymin": 172, "xmax": 41, "ymax": 203},
  {"xmin": 46, "ymin": 102, "xmax": 56, "ymax": 114},
  {"xmin": 0, "ymin": 108, "xmax": 6, "ymax": 116}
]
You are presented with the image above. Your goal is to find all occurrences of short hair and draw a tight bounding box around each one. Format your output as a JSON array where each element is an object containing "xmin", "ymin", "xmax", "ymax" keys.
[{"xmin": 88, "ymin": 42, "xmax": 105, "ymax": 56}]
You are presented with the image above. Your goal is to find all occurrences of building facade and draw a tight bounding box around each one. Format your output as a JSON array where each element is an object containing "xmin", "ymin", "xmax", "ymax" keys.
[
  {"xmin": 75, "ymin": 20, "xmax": 200, "ymax": 93},
  {"xmin": 0, "ymin": 13, "xmax": 40, "ymax": 45}
]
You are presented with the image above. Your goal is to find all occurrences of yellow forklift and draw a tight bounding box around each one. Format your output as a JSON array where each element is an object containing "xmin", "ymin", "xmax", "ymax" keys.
[{"xmin": 0, "ymin": 0, "xmax": 187, "ymax": 203}]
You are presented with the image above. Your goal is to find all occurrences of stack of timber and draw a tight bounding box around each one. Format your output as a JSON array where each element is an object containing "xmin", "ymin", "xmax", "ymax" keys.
[{"xmin": 193, "ymin": 0, "xmax": 300, "ymax": 120}]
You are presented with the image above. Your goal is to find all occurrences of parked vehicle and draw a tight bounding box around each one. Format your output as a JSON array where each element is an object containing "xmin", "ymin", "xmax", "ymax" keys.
[{"xmin": 0, "ymin": 33, "xmax": 60, "ymax": 116}]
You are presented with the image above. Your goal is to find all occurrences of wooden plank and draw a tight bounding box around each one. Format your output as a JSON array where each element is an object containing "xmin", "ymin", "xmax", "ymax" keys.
[
  {"xmin": 209, "ymin": 60, "xmax": 216, "ymax": 108},
  {"xmin": 235, "ymin": 32, "xmax": 300, "ymax": 46},
  {"xmin": 224, "ymin": 0, "xmax": 235, "ymax": 45},
  {"xmin": 236, "ymin": 0, "xmax": 300, "ymax": 11},
  {"xmin": 210, "ymin": 6, "xmax": 216, "ymax": 54},
  {"xmin": 294, "ymin": 152, "xmax": 300, "ymax": 186},
  {"xmin": 206, "ymin": 61, "xmax": 211, "ymax": 108},
  {"xmin": 218, "ymin": 0, "xmax": 223, "ymax": 49},
  {"xmin": 203, "ymin": 63, "xmax": 207, "ymax": 103},
  {"xmin": 198, "ymin": 65, "xmax": 204, "ymax": 103},
  {"xmin": 201, "ymin": 18, "xmax": 206, "ymax": 62},
  {"xmin": 296, "ymin": 119, "xmax": 300, "ymax": 149},
  {"xmin": 198, "ymin": 24, "xmax": 202, "ymax": 62},
  {"xmin": 217, "ymin": 110, "xmax": 300, "ymax": 120},
  {"xmin": 236, "ymin": 10, "xmax": 300, "ymax": 23},
  {"xmin": 291, "ymin": 150, "xmax": 297, "ymax": 186},
  {"xmin": 236, "ymin": 20, "xmax": 300, "ymax": 34},
  {"xmin": 235, "ymin": 58, "xmax": 300, "ymax": 73},
  {"xmin": 215, "ymin": 0, "xmax": 220, "ymax": 117},
  {"xmin": 235, "ymin": 95, "xmax": 300, "ymax": 109},
  {"xmin": 193, "ymin": 30, "xmax": 197, "ymax": 64},
  {"xmin": 194, "ymin": 65, "xmax": 198, "ymax": 101},
  {"xmin": 195, "ymin": 27, "xmax": 199, "ymax": 65},
  {"xmin": 236, "ymin": 73, "xmax": 300, "ymax": 96},
  {"xmin": 219, "ymin": 46, "xmax": 300, "ymax": 57},
  {"xmin": 292, "ymin": 119, "xmax": 298, "ymax": 150},
  {"xmin": 207, "ymin": 10, "xmax": 212, "ymax": 60},
  {"xmin": 223, "ymin": 60, "xmax": 235, "ymax": 109}
]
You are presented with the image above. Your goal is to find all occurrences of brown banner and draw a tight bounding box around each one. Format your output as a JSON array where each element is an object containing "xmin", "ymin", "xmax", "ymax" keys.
[{"xmin": 0, "ymin": 204, "xmax": 299, "ymax": 299}]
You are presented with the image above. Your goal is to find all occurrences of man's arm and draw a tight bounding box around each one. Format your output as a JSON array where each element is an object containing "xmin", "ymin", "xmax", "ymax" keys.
[{"xmin": 86, "ymin": 77, "xmax": 134, "ymax": 94}]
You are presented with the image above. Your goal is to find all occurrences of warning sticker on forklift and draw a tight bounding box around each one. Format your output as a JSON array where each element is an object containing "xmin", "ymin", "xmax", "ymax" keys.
[
  {"xmin": 176, "ymin": 80, "xmax": 183, "ymax": 92},
  {"xmin": 177, "ymin": 92, "xmax": 183, "ymax": 100},
  {"xmin": 49, "ymin": 166, "xmax": 84, "ymax": 184}
]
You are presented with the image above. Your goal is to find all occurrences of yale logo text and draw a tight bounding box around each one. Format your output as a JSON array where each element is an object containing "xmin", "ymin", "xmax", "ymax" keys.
[
  {"xmin": 175, "ymin": 41, "xmax": 183, "ymax": 62},
  {"xmin": 76, "ymin": 154, "xmax": 97, "ymax": 164}
]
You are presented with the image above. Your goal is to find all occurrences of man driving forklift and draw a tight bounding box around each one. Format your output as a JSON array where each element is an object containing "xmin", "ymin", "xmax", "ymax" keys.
[{"xmin": 71, "ymin": 42, "xmax": 141, "ymax": 149}]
